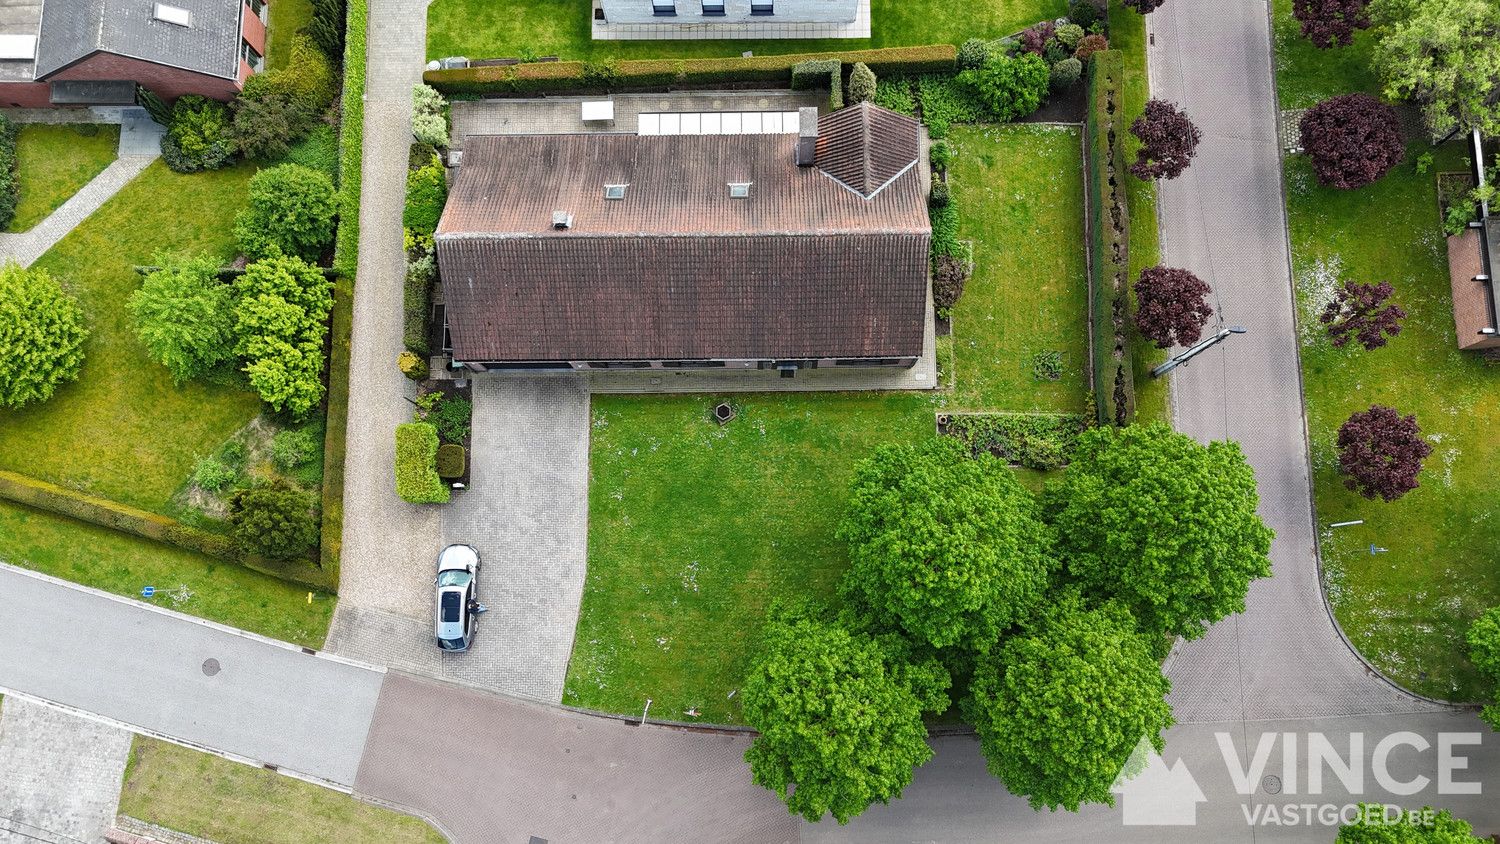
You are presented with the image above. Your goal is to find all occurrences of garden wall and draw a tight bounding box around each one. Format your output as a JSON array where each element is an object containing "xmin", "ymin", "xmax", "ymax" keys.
[
  {"xmin": 423, "ymin": 45, "xmax": 955, "ymax": 96},
  {"xmin": 1084, "ymin": 50, "xmax": 1136, "ymax": 426},
  {"xmin": 0, "ymin": 470, "xmax": 336, "ymax": 592}
]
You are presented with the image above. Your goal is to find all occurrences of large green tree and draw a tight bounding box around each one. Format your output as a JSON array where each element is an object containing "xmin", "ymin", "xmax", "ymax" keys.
[
  {"xmin": 1468, "ymin": 607, "xmax": 1500, "ymax": 730},
  {"xmin": 1370, "ymin": 0, "xmax": 1500, "ymax": 136},
  {"xmin": 1044, "ymin": 423, "xmax": 1273, "ymax": 640},
  {"xmin": 0, "ymin": 262, "xmax": 88, "ymax": 409},
  {"xmin": 964, "ymin": 595, "xmax": 1174, "ymax": 811},
  {"xmin": 234, "ymin": 164, "xmax": 337, "ymax": 261},
  {"xmin": 127, "ymin": 254, "xmax": 235, "ymax": 383},
  {"xmin": 233, "ymin": 252, "xmax": 333, "ymax": 416},
  {"xmin": 742, "ymin": 603, "xmax": 949, "ymax": 824},
  {"xmin": 1337, "ymin": 804, "xmax": 1485, "ymax": 842},
  {"xmin": 837, "ymin": 437, "xmax": 1055, "ymax": 654}
]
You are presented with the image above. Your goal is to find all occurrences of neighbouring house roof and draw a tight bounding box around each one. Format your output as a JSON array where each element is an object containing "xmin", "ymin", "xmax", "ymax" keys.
[
  {"xmin": 436, "ymin": 106, "xmax": 930, "ymax": 363},
  {"xmin": 34, "ymin": 0, "xmax": 242, "ymax": 81},
  {"xmin": 1447, "ymin": 226, "xmax": 1500, "ymax": 351}
]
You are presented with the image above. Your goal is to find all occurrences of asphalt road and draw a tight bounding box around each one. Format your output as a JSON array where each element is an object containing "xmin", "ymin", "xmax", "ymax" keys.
[{"xmin": 0, "ymin": 565, "xmax": 383, "ymax": 786}]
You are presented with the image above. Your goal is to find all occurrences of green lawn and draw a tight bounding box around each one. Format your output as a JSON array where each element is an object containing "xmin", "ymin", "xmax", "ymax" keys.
[
  {"xmin": 427, "ymin": 0, "xmax": 1065, "ymax": 62},
  {"xmin": 266, "ymin": 0, "xmax": 314, "ymax": 70},
  {"xmin": 1273, "ymin": 0, "xmax": 1500, "ymax": 701},
  {"xmin": 119, "ymin": 738, "xmax": 444, "ymax": 843},
  {"xmin": 0, "ymin": 501, "xmax": 331, "ymax": 647},
  {"xmin": 949, "ymin": 125, "xmax": 1089, "ymax": 412},
  {"xmin": 564, "ymin": 127, "xmax": 1090, "ymax": 722},
  {"xmin": 7, "ymin": 124, "xmax": 119, "ymax": 232},
  {"xmin": 0, "ymin": 161, "xmax": 263, "ymax": 513}
]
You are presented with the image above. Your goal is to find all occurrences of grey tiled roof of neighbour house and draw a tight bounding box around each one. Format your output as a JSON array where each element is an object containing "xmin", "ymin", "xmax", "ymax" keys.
[
  {"xmin": 437, "ymin": 104, "xmax": 930, "ymax": 363},
  {"xmin": 33, "ymin": 0, "xmax": 242, "ymax": 80}
]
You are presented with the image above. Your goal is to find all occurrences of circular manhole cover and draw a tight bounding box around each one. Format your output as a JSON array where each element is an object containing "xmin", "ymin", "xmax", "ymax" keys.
[
  {"xmin": 1262, "ymin": 774, "xmax": 1282, "ymax": 795},
  {"xmin": 202, "ymin": 658, "xmax": 221, "ymax": 677}
]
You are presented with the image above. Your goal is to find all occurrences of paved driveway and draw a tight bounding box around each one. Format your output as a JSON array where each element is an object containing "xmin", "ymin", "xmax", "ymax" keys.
[{"xmin": 0, "ymin": 699, "xmax": 132, "ymax": 844}]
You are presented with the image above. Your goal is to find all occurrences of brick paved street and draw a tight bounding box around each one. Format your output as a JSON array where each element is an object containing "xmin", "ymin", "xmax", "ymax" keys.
[{"xmin": 0, "ymin": 698, "xmax": 132, "ymax": 844}]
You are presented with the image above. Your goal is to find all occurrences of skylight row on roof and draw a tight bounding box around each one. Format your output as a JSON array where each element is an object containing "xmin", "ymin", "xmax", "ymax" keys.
[{"xmin": 637, "ymin": 111, "xmax": 802, "ymax": 137}]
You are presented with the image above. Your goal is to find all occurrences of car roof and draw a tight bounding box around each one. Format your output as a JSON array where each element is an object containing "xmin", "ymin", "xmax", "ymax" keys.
[
  {"xmin": 437, "ymin": 544, "xmax": 479, "ymax": 572},
  {"xmin": 436, "ymin": 587, "xmax": 467, "ymax": 640}
]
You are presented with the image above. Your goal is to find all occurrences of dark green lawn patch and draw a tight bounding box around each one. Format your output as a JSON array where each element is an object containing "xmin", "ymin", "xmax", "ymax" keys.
[
  {"xmin": 266, "ymin": 0, "xmax": 315, "ymax": 72},
  {"xmin": 119, "ymin": 737, "xmax": 443, "ymax": 843},
  {"xmin": 427, "ymin": 0, "xmax": 1065, "ymax": 63},
  {"xmin": 1271, "ymin": 0, "xmax": 1378, "ymax": 110},
  {"xmin": 8, "ymin": 124, "xmax": 119, "ymax": 232},
  {"xmin": 0, "ymin": 500, "xmax": 331, "ymax": 647},
  {"xmin": 1287, "ymin": 143, "xmax": 1500, "ymax": 702},
  {"xmin": 948, "ymin": 124, "xmax": 1089, "ymax": 413},
  {"xmin": 0, "ymin": 161, "xmax": 262, "ymax": 513}
]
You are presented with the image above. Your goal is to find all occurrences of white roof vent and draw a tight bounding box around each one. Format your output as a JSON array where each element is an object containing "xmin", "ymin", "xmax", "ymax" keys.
[
  {"xmin": 153, "ymin": 3, "xmax": 193, "ymax": 27},
  {"xmin": 552, "ymin": 211, "xmax": 573, "ymax": 229},
  {"xmin": 0, "ymin": 34, "xmax": 37, "ymax": 61}
]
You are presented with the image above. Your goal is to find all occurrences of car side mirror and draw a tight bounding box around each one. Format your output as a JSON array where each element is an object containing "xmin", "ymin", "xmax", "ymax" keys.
[{"xmin": 474, "ymin": 603, "xmax": 489, "ymax": 614}]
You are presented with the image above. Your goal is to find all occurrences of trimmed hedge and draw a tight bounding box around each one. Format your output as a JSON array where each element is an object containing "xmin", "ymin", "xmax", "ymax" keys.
[
  {"xmin": 942, "ymin": 413, "xmax": 1090, "ymax": 471},
  {"xmin": 435, "ymin": 443, "xmax": 466, "ymax": 479},
  {"xmin": 396, "ymin": 422, "xmax": 449, "ymax": 503},
  {"xmin": 403, "ymin": 255, "xmax": 433, "ymax": 356},
  {"xmin": 332, "ymin": 0, "xmax": 366, "ymax": 275},
  {"xmin": 424, "ymin": 45, "xmax": 956, "ymax": 96},
  {"xmin": 0, "ymin": 115, "xmax": 15, "ymax": 230},
  {"xmin": 1085, "ymin": 50, "xmax": 1135, "ymax": 426},
  {"xmin": 791, "ymin": 58, "xmax": 842, "ymax": 110},
  {"xmin": 0, "ymin": 470, "xmax": 336, "ymax": 591}
]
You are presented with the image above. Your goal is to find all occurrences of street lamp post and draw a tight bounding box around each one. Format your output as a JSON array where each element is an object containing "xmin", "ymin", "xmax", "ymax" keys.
[{"xmin": 1150, "ymin": 326, "xmax": 1247, "ymax": 378}]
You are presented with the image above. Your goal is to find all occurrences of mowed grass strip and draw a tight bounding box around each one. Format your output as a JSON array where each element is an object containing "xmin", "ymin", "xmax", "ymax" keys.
[
  {"xmin": 427, "ymin": 0, "xmax": 1066, "ymax": 62},
  {"xmin": 8, "ymin": 124, "xmax": 119, "ymax": 232},
  {"xmin": 0, "ymin": 500, "xmax": 332, "ymax": 647},
  {"xmin": 0, "ymin": 161, "xmax": 263, "ymax": 513},
  {"xmin": 119, "ymin": 737, "xmax": 444, "ymax": 844}
]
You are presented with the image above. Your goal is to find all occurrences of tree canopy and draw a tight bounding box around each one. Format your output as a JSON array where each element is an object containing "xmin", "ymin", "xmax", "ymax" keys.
[
  {"xmin": 1320, "ymin": 279, "xmax": 1406, "ymax": 350},
  {"xmin": 228, "ymin": 479, "xmax": 318, "ymax": 560},
  {"xmin": 1336, "ymin": 404, "xmax": 1432, "ymax": 502},
  {"xmin": 1370, "ymin": 0, "xmax": 1500, "ymax": 136},
  {"xmin": 1129, "ymin": 99, "xmax": 1201, "ymax": 181},
  {"xmin": 234, "ymin": 163, "xmax": 337, "ymax": 261},
  {"xmin": 0, "ymin": 262, "xmax": 88, "ymax": 409},
  {"xmin": 837, "ymin": 437, "xmax": 1056, "ymax": 654},
  {"xmin": 128, "ymin": 253, "xmax": 235, "ymax": 383},
  {"xmin": 233, "ymin": 252, "xmax": 333, "ymax": 416},
  {"xmin": 1294, "ymin": 0, "xmax": 1371, "ymax": 48},
  {"xmin": 1337, "ymin": 804, "xmax": 1486, "ymax": 843},
  {"xmin": 742, "ymin": 603, "xmax": 949, "ymax": 824},
  {"xmin": 1133, "ymin": 265, "xmax": 1215, "ymax": 349},
  {"xmin": 1044, "ymin": 423, "xmax": 1274, "ymax": 640},
  {"xmin": 1469, "ymin": 607, "xmax": 1500, "ymax": 730},
  {"xmin": 1299, "ymin": 93, "xmax": 1406, "ymax": 189},
  {"xmin": 964, "ymin": 595, "xmax": 1174, "ymax": 811}
]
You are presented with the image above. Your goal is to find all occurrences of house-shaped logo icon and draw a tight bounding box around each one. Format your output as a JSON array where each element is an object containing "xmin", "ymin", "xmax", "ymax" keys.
[{"xmin": 1111, "ymin": 735, "xmax": 1208, "ymax": 826}]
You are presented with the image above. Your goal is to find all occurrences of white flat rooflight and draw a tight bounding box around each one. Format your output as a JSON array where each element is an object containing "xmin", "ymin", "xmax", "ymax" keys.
[
  {"xmin": 153, "ymin": 3, "xmax": 193, "ymax": 26},
  {"xmin": 0, "ymin": 34, "xmax": 36, "ymax": 60}
]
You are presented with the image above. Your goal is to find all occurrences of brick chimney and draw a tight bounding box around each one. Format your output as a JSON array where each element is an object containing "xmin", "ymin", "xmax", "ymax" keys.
[{"xmin": 795, "ymin": 106, "xmax": 818, "ymax": 167}]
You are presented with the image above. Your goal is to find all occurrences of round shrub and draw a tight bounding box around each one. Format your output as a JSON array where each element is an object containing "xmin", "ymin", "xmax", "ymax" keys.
[
  {"xmin": 957, "ymin": 38, "xmax": 992, "ymax": 71},
  {"xmin": 1055, "ymin": 23, "xmax": 1086, "ymax": 48},
  {"xmin": 1134, "ymin": 265, "xmax": 1214, "ymax": 348},
  {"xmin": 1067, "ymin": 0, "xmax": 1101, "ymax": 29},
  {"xmin": 232, "ymin": 94, "xmax": 315, "ymax": 161},
  {"xmin": 847, "ymin": 62, "xmax": 877, "ymax": 105},
  {"xmin": 234, "ymin": 164, "xmax": 337, "ymax": 260},
  {"xmin": 399, "ymin": 350, "xmax": 427, "ymax": 380},
  {"xmin": 435, "ymin": 444, "xmax": 466, "ymax": 479},
  {"xmin": 228, "ymin": 479, "xmax": 318, "ymax": 560},
  {"xmin": 128, "ymin": 253, "xmax": 235, "ymax": 384},
  {"xmin": 192, "ymin": 456, "xmax": 241, "ymax": 493},
  {"xmin": 162, "ymin": 95, "xmax": 236, "ymax": 173},
  {"xmin": 928, "ymin": 180, "xmax": 951, "ymax": 208},
  {"xmin": 0, "ymin": 263, "xmax": 88, "ymax": 409},
  {"xmin": 272, "ymin": 428, "xmax": 319, "ymax": 470},
  {"xmin": 1050, "ymin": 57, "xmax": 1083, "ymax": 90},
  {"xmin": 1298, "ymin": 93, "xmax": 1405, "ymax": 190},
  {"xmin": 1075, "ymin": 33, "xmax": 1109, "ymax": 61}
]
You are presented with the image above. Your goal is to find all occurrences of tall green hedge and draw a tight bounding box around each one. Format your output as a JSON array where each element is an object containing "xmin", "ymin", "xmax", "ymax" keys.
[
  {"xmin": 332, "ymin": 0, "xmax": 366, "ymax": 275},
  {"xmin": 424, "ymin": 45, "xmax": 956, "ymax": 96},
  {"xmin": 0, "ymin": 115, "xmax": 17, "ymax": 230},
  {"xmin": 396, "ymin": 422, "xmax": 449, "ymax": 504},
  {"xmin": 1085, "ymin": 50, "xmax": 1135, "ymax": 427},
  {"xmin": 0, "ymin": 470, "xmax": 336, "ymax": 591}
]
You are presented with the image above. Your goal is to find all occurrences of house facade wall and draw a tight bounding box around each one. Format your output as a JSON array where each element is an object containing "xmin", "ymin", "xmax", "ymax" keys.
[
  {"xmin": 0, "ymin": 82, "xmax": 55, "ymax": 108},
  {"xmin": 242, "ymin": 3, "xmax": 268, "ymax": 55},
  {"xmin": 49, "ymin": 52, "xmax": 242, "ymax": 102},
  {"xmin": 600, "ymin": 0, "xmax": 858, "ymax": 26},
  {"xmin": 460, "ymin": 357, "xmax": 917, "ymax": 374}
]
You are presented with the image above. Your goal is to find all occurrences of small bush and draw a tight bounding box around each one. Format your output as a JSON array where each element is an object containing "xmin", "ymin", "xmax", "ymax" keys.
[
  {"xmin": 957, "ymin": 38, "xmax": 991, "ymax": 71},
  {"xmin": 403, "ymin": 154, "xmax": 448, "ymax": 236},
  {"xmin": 282, "ymin": 123, "xmax": 340, "ymax": 184},
  {"xmin": 162, "ymin": 96, "xmax": 236, "ymax": 173},
  {"xmin": 1020, "ymin": 21, "xmax": 1057, "ymax": 55},
  {"xmin": 933, "ymin": 252, "xmax": 974, "ymax": 310},
  {"xmin": 235, "ymin": 164, "xmax": 338, "ymax": 260},
  {"xmin": 930, "ymin": 200, "xmax": 961, "ymax": 257},
  {"xmin": 192, "ymin": 455, "xmax": 241, "ymax": 493},
  {"xmin": 847, "ymin": 62, "xmax": 877, "ymax": 105},
  {"xmin": 232, "ymin": 93, "xmax": 315, "ymax": 161},
  {"xmin": 957, "ymin": 53, "xmax": 1051, "ymax": 122},
  {"xmin": 1067, "ymin": 0, "xmax": 1101, "ymax": 29},
  {"xmin": 404, "ymin": 253, "xmax": 435, "ymax": 356},
  {"xmin": 395, "ymin": 422, "xmax": 449, "ymax": 503},
  {"xmin": 1075, "ymin": 34, "xmax": 1110, "ymax": 61},
  {"xmin": 431, "ymin": 395, "xmax": 472, "ymax": 443},
  {"xmin": 1055, "ymin": 23, "xmax": 1086, "ymax": 48},
  {"xmin": 399, "ymin": 349, "xmax": 427, "ymax": 379},
  {"xmin": 272, "ymin": 428, "xmax": 320, "ymax": 470},
  {"xmin": 929, "ymin": 140, "xmax": 954, "ymax": 172},
  {"xmin": 928, "ymin": 180, "xmax": 951, "ymax": 208},
  {"xmin": 435, "ymin": 444, "xmax": 466, "ymax": 479},
  {"xmin": 1050, "ymin": 57, "xmax": 1083, "ymax": 90},
  {"xmin": 136, "ymin": 87, "xmax": 173, "ymax": 126},
  {"xmin": 873, "ymin": 77, "xmax": 917, "ymax": 115},
  {"xmin": 244, "ymin": 35, "xmax": 338, "ymax": 116},
  {"xmin": 412, "ymin": 84, "xmax": 450, "ymax": 148},
  {"xmin": 229, "ymin": 479, "xmax": 319, "ymax": 560}
]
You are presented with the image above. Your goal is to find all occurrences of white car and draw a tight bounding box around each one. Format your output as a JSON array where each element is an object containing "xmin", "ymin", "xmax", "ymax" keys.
[{"xmin": 434, "ymin": 544, "xmax": 485, "ymax": 652}]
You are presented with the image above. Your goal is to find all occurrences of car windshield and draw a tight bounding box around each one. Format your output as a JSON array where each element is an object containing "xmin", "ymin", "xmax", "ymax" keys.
[
  {"xmin": 438, "ymin": 637, "xmax": 465, "ymax": 651},
  {"xmin": 437, "ymin": 570, "xmax": 471, "ymax": 588},
  {"xmin": 439, "ymin": 590, "xmax": 462, "ymax": 623}
]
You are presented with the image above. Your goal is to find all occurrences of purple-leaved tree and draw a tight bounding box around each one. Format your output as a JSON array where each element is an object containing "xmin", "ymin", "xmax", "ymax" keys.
[
  {"xmin": 1299, "ymin": 94, "xmax": 1405, "ymax": 189},
  {"xmin": 1293, "ymin": 0, "xmax": 1371, "ymax": 48},
  {"xmin": 1319, "ymin": 280, "xmax": 1406, "ymax": 350},
  {"xmin": 1336, "ymin": 405, "xmax": 1432, "ymax": 502},
  {"xmin": 1133, "ymin": 266, "xmax": 1214, "ymax": 349},
  {"xmin": 1129, "ymin": 100, "xmax": 1202, "ymax": 181}
]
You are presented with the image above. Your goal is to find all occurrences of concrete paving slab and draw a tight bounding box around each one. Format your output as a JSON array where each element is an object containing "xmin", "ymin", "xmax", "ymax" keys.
[{"xmin": 0, "ymin": 698, "xmax": 132, "ymax": 844}]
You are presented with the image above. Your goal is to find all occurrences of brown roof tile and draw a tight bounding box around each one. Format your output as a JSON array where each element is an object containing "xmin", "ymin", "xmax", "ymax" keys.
[{"xmin": 814, "ymin": 102, "xmax": 923, "ymax": 198}]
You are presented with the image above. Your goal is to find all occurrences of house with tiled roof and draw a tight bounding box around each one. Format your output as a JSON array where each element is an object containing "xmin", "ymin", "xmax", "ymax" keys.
[
  {"xmin": 0, "ymin": 0, "xmax": 265, "ymax": 108},
  {"xmin": 435, "ymin": 102, "xmax": 932, "ymax": 377}
]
